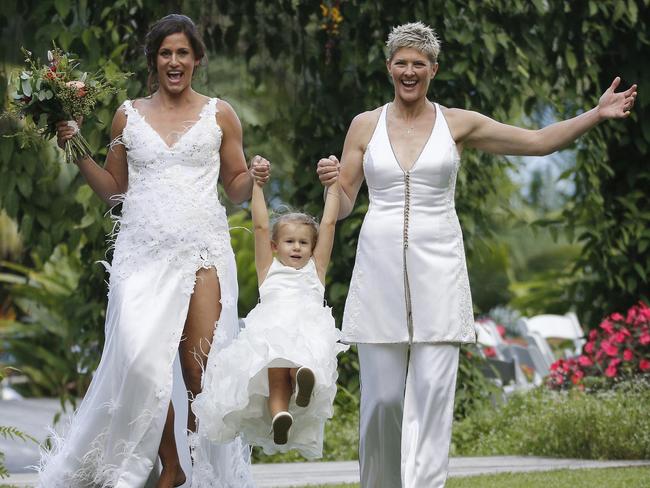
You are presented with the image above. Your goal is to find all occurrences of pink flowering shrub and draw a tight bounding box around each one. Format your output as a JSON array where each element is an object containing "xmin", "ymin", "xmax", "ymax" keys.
[{"xmin": 547, "ymin": 301, "xmax": 650, "ymax": 390}]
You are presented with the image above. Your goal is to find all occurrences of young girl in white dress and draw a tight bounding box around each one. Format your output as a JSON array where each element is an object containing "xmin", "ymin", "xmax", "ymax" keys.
[{"xmin": 193, "ymin": 157, "xmax": 348, "ymax": 459}]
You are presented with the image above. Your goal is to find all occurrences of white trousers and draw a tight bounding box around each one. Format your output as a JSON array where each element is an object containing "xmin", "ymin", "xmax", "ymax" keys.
[{"xmin": 358, "ymin": 343, "xmax": 460, "ymax": 488}]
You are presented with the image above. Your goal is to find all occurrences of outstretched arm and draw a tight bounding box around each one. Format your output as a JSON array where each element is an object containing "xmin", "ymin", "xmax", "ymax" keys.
[
  {"xmin": 447, "ymin": 77, "xmax": 638, "ymax": 156},
  {"xmin": 56, "ymin": 109, "xmax": 128, "ymax": 206},
  {"xmin": 250, "ymin": 156, "xmax": 273, "ymax": 284},
  {"xmin": 313, "ymin": 181, "xmax": 341, "ymax": 283}
]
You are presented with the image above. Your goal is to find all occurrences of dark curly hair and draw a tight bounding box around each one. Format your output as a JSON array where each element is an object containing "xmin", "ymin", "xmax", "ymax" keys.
[{"xmin": 143, "ymin": 14, "xmax": 207, "ymax": 93}]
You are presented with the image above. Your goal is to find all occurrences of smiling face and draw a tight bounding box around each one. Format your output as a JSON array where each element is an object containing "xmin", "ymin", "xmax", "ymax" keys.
[
  {"xmin": 271, "ymin": 222, "xmax": 315, "ymax": 269},
  {"xmin": 387, "ymin": 47, "xmax": 438, "ymax": 103},
  {"xmin": 156, "ymin": 32, "xmax": 199, "ymax": 94}
]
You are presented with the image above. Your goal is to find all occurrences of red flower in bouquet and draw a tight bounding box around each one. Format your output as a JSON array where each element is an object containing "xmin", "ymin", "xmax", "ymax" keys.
[{"xmin": 623, "ymin": 349, "xmax": 634, "ymax": 361}]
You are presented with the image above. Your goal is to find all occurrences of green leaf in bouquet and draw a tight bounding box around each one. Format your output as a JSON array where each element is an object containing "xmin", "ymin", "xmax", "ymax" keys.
[
  {"xmin": 37, "ymin": 113, "xmax": 48, "ymax": 130},
  {"xmin": 20, "ymin": 71, "xmax": 31, "ymax": 80},
  {"xmin": 44, "ymin": 90, "xmax": 54, "ymax": 100},
  {"xmin": 38, "ymin": 91, "xmax": 47, "ymax": 101},
  {"xmin": 21, "ymin": 78, "xmax": 32, "ymax": 97},
  {"xmin": 36, "ymin": 78, "xmax": 42, "ymax": 90}
]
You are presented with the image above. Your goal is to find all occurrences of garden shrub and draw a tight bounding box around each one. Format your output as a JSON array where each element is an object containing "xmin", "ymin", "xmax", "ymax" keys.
[
  {"xmin": 451, "ymin": 379, "xmax": 650, "ymax": 460},
  {"xmin": 547, "ymin": 301, "xmax": 650, "ymax": 390}
]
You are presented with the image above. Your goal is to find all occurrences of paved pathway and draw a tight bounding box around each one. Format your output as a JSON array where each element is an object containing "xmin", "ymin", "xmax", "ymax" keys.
[
  {"xmin": 5, "ymin": 457, "xmax": 650, "ymax": 487},
  {"xmin": 3, "ymin": 399, "xmax": 650, "ymax": 487}
]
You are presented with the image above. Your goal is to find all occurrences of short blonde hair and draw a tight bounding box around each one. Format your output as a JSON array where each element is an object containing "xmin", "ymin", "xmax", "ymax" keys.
[
  {"xmin": 271, "ymin": 212, "xmax": 319, "ymax": 250},
  {"xmin": 386, "ymin": 22, "xmax": 441, "ymax": 64}
]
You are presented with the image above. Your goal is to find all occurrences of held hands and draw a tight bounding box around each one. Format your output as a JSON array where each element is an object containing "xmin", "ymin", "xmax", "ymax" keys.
[
  {"xmin": 597, "ymin": 77, "xmax": 638, "ymax": 120},
  {"xmin": 55, "ymin": 118, "xmax": 83, "ymax": 150},
  {"xmin": 316, "ymin": 155, "xmax": 340, "ymax": 187},
  {"xmin": 250, "ymin": 155, "xmax": 271, "ymax": 187}
]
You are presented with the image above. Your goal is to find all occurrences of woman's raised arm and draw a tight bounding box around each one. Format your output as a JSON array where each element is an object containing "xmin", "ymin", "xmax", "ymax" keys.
[{"xmin": 447, "ymin": 77, "xmax": 638, "ymax": 157}]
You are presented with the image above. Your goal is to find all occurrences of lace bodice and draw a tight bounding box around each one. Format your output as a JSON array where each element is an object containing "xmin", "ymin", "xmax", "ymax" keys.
[{"xmin": 107, "ymin": 98, "xmax": 233, "ymax": 294}]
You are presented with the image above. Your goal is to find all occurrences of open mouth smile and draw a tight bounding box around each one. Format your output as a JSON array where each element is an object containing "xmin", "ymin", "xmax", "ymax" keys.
[{"xmin": 167, "ymin": 71, "xmax": 184, "ymax": 83}]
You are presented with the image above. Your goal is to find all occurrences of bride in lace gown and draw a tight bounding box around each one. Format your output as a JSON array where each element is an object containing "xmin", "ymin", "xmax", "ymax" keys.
[{"xmin": 41, "ymin": 15, "xmax": 266, "ymax": 487}]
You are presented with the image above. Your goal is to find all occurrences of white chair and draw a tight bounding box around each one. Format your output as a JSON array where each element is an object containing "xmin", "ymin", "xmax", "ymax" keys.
[
  {"xmin": 524, "ymin": 331, "xmax": 556, "ymax": 369},
  {"xmin": 475, "ymin": 320, "xmax": 507, "ymax": 360},
  {"xmin": 521, "ymin": 312, "xmax": 585, "ymax": 356},
  {"xmin": 475, "ymin": 320, "xmax": 499, "ymax": 347}
]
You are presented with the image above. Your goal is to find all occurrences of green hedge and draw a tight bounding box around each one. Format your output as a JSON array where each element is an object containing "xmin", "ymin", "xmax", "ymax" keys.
[{"xmin": 452, "ymin": 380, "xmax": 650, "ymax": 460}]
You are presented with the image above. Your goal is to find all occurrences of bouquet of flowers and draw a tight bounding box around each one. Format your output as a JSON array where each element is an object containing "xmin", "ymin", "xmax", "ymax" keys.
[{"xmin": 8, "ymin": 45, "xmax": 128, "ymax": 164}]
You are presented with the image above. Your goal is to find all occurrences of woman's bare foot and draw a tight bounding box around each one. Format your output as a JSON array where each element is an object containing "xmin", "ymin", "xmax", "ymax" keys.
[{"xmin": 157, "ymin": 463, "xmax": 186, "ymax": 488}]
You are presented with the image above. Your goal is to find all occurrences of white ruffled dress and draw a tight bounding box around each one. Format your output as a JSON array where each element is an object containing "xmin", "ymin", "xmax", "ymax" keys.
[{"xmin": 193, "ymin": 258, "xmax": 348, "ymax": 459}]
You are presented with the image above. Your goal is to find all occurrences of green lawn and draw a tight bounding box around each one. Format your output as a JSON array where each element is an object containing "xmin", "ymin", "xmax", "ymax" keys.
[{"xmin": 297, "ymin": 466, "xmax": 650, "ymax": 488}]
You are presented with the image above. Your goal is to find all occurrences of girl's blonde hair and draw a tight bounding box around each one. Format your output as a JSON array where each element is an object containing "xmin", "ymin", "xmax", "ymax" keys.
[
  {"xmin": 386, "ymin": 21, "xmax": 441, "ymax": 64},
  {"xmin": 271, "ymin": 212, "xmax": 319, "ymax": 250}
]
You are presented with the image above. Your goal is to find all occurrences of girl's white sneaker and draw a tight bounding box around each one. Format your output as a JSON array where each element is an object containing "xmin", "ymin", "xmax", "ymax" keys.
[
  {"xmin": 271, "ymin": 411, "xmax": 293, "ymax": 445},
  {"xmin": 296, "ymin": 366, "xmax": 315, "ymax": 407}
]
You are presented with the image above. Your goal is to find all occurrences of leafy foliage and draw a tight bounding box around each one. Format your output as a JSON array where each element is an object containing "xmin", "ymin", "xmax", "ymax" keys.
[
  {"xmin": 452, "ymin": 379, "xmax": 650, "ymax": 460},
  {"xmin": 0, "ymin": 245, "xmax": 101, "ymax": 402}
]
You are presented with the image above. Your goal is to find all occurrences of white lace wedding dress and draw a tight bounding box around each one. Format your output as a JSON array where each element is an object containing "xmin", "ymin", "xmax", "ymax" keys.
[{"xmin": 37, "ymin": 98, "xmax": 255, "ymax": 488}]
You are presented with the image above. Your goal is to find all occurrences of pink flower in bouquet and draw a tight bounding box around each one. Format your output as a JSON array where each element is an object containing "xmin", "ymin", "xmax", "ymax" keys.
[
  {"xmin": 585, "ymin": 341, "xmax": 595, "ymax": 354},
  {"xmin": 611, "ymin": 312, "xmax": 624, "ymax": 322},
  {"xmin": 65, "ymin": 80, "xmax": 87, "ymax": 97},
  {"xmin": 578, "ymin": 355, "xmax": 594, "ymax": 367},
  {"xmin": 496, "ymin": 324, "xmax": 506, "ymax": 338},
  {"xmin": 640, "ymin": 359, "xmax": 650, "ymax": 372},
  {"xmin": 601, "ymin": 319, "xmax": 615, "ymax": 334},
  {"xmin": 589, "ymin": 329, "xmax": 598, "ymax": 341},
  {"xmin": 623, "ymin": 349, "xmax": 634, "ymax": 361},
  {"xmin": 601, "ymin": 340, "xmax": 619, "ymax": 357}
]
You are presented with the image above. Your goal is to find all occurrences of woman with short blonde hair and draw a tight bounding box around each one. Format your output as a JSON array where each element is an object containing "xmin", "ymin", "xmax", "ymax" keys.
[{"xmin": 317, "ymin": 21, "xmax": 636, "ymax": 488}]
